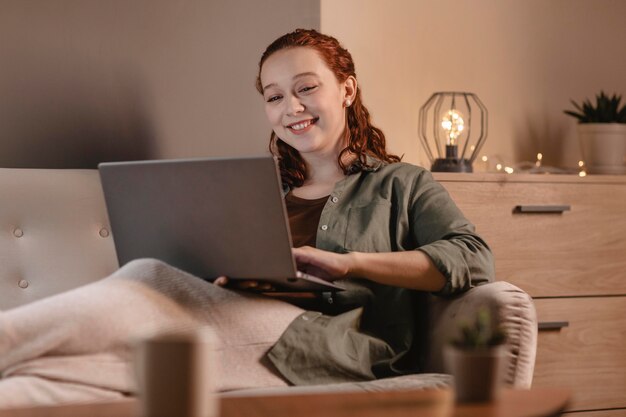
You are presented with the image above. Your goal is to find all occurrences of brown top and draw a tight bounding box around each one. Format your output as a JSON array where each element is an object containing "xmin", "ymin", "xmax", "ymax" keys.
[{"xmin": 284, "ymin": 192, "xmax": 329, "ymax": 248}]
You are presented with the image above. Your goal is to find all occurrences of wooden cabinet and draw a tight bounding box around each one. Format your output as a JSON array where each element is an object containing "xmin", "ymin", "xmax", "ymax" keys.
[
  {"xmin": 434, "ymin": 173, "xmax": 626, "ymax": 414},
  {"xmin": 571, "ymin": 411, "xmax": 626, "ymax": 417}
]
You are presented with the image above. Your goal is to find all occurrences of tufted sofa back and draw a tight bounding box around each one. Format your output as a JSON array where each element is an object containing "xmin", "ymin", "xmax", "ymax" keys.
[{"xmin": 0, "ymin": 169, "xmax": 119, "ymax": 310}]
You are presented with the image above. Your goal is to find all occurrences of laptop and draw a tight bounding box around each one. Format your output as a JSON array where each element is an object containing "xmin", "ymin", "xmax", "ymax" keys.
[{"xmin": 98, "ymin": 156, "xmax": 344, "ymax": 292}]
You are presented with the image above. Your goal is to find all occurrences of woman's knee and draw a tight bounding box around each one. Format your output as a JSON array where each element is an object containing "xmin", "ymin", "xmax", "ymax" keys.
[{"xmin": 112, "ymin": 258, "xmax": 173, "ymax": 281}]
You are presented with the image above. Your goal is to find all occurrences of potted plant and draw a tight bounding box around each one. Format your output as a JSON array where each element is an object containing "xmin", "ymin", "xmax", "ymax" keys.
[
  {"xmin": 443, "ymin": 307, "xmax": 507, "ymax": 403},
  {"xmin": 564, "ymin": 91, "xmax": 626, "ymax": 174}
]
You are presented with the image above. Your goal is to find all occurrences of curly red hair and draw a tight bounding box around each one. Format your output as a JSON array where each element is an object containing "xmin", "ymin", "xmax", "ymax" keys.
[{"xmin": 256, "ymin": 29, "xmax": 400, "ymax": 188}]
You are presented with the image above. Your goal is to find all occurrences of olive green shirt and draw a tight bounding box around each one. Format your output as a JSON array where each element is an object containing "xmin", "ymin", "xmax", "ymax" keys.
[{"xmin": 267, "ymin": 159, "xmax": 494, "ymax": 385}]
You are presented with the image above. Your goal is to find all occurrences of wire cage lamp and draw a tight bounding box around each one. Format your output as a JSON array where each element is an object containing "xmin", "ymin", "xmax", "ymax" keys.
[{"xmin": 418, "ymin": 92, "xmax": 488, "ymax": 172}]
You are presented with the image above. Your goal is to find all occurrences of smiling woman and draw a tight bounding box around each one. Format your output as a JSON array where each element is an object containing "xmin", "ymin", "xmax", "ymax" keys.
[
  {"xmin": 0, "ymin": 29, "xmax": 493, "ymax": 407},
  {"xmin": 255, "ymin": 30, "xmax": 401, "ymax": 194},
  {"xmin": 243, "ymin": 29, "xmax": 494, "ymax": 384},
  {"xmin": 260, "ymin": 48, "xmax": 353, "ymax": 160}
]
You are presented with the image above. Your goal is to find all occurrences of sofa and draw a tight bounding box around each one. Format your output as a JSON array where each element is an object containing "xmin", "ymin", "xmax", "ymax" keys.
[{"xmin": 0, "ymin": 168, "xmax": 537, "ymax": 399}]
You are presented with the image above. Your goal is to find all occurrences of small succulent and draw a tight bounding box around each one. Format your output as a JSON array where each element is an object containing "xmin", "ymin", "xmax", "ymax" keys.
[
  {"xmin": 450, "ymin": 307, "xmax": 506, "ymax": 350},
  {"xmin": 564, "ymin": 91, "xmax": 626, "ymax": 123}
]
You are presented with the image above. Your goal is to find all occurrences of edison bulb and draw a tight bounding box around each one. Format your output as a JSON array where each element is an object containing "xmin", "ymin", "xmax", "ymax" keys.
[{"xmin": 441, "ymin": 109, "xmax": 465, "ymax": 145}]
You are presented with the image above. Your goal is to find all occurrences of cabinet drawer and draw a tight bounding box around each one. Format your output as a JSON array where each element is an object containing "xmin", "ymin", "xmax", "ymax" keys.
[
  {"xmin": 439, "ymin": 179, "xmax": 626, "ymax": 297},
  {"xmin": 533, "ymin": 297, "xmax": 626, "ymax": 411}
]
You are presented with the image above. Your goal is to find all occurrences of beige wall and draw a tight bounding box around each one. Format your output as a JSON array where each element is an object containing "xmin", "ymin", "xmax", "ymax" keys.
[
  {"xmin": 322, "ymin": 0, "xmax": 626, "ymax": 170},
  {"xmin": 4, "ymin": 1, "xmax": 624, "ymax": 170},
  {"xmin": 0, "ymin": 0, "xmax": 319, "ymax": 168}
]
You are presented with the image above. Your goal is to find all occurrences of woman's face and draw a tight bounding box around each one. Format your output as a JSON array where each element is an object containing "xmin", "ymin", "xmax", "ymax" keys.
[{"xmin": 260, "ymin": 47, "xmax": 356, "ymax": 159}]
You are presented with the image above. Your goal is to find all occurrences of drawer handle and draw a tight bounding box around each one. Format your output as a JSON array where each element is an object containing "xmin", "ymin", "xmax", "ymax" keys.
[
  {"xmin": 538, "ymin": 321, "xmax": 569, "ymax": 331},
  {"xmin": 514, "ymin": 205, "xmax": 571, "ymax": 214}
]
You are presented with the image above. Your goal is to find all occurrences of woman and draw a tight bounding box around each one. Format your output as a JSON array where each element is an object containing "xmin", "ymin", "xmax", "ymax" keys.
[
  {"xmin": 244, "ymin": 28, "xmax": 494, "ymax": 383},
  {"xmin": 0, "ymin": 29, "xmax": 493, "ymax": 406}
]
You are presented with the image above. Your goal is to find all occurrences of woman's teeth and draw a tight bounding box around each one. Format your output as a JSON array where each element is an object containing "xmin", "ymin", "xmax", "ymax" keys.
[{"xmin": 289, "ymin": 118, "xmax": 317, "ymax": 131}]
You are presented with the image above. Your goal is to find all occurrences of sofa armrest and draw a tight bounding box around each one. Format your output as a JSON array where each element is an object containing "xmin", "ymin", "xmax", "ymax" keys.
[{"xmin": 423, "ymin": 281, "xmax": 537, "ymax": 388}]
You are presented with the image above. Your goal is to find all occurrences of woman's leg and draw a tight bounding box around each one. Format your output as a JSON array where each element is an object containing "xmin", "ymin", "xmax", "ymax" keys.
[{"xmin": 0, "ymin": 259, "xmax": 303, "ymax": 404}]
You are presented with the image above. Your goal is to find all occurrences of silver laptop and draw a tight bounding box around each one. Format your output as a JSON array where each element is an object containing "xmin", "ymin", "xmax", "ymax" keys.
[{"xmin": 98, "ymin": 156, "xmax": 344, "ymax": 292}]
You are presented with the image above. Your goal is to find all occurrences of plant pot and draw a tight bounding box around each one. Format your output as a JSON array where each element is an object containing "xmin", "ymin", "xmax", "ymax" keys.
[
  {"xmin": 443, "ymin": 344, "xmax": 506, "ymax": 403},
  {"xmin": 578, "ymin": 123, "xmax": 626, "ymax": 174}
]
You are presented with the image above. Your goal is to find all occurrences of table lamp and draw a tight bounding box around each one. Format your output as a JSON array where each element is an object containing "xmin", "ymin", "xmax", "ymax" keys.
[{"xmin": 418, "ymin": 92, "xmax": 488, "ymax": 172}]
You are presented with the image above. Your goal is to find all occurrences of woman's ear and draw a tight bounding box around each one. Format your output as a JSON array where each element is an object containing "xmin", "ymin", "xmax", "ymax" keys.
[{"xmin": 343, "ymin": 76, "xmax": 357, "ymax": 107}]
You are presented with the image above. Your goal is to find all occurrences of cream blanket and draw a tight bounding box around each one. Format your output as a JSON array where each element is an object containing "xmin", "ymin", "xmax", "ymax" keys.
[{"xmin": 0, "ymin": 259, "xmax": 302, "ymax": 408}]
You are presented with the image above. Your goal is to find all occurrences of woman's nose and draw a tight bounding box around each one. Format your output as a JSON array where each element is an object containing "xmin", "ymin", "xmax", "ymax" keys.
[{"xmin": 286, "ymin": 95, "xmax": 305, "ymax": 115}]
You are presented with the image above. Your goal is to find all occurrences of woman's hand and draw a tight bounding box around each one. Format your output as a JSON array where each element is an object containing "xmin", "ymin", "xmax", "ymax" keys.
[
  {"xmin": 292, "ymin": 246, "xmax": 353, "ymax": 281},
  {"xmin": 292, "ymin": 247, "xmax": 447, "ymax": 291},
  {"xmin": 214, "ymin": 276, "xmax": 229, "ymax": 286},
  {"xmin": 213, "ymin": 277, "xmax": 275, "ymax": 291}
]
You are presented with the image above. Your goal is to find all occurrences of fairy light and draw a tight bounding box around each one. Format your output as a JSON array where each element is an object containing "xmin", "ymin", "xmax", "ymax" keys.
[{"xmin": 478, "ymin": 152, "xmax": 585, "ymax": 175}]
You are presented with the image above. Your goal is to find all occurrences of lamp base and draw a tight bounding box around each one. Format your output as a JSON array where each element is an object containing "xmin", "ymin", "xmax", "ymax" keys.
[{"xmin": 431, "ymin": 158, "xmax": 473, "ymax": 173}]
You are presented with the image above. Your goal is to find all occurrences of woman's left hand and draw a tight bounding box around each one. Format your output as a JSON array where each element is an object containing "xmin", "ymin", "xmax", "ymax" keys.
[
  {"xmin": 292, "ymin": 246, "xmax": 353, "ymax": 281},
  {"xmin": 213, "ymin": 276, "xmax": 275, "ymax": 291}
]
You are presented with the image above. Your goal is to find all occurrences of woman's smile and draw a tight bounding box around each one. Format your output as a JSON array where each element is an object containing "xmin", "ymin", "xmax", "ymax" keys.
[{"xmin": 286, "ymin": 117, "xmax": 319, "ymax": 135}]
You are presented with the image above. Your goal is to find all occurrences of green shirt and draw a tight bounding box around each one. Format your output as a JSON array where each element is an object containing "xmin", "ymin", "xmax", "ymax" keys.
[{"xmin": 267, "ymin": 159, "xmax": 494, "ymax": 385}]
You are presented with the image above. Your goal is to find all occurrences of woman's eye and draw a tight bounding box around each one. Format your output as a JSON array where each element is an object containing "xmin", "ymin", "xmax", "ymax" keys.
[
  {"xmin": 299, "ymin": 86, "xmax": 317, "ymax": 93},
  {"xmin": 266, "ymin": 95, "xmax": 282, "ymax": 103}
]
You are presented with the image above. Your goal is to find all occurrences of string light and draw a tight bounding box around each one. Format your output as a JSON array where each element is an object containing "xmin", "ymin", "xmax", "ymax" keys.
[
  {"xmin": 578, "ymin": 160, "xmax": 586, "ymax": 177},
  {"xmin": 440, "ymin": 109, "xmax": 465, "ymax": 146},
  {"xmin": 474, "ymin": 152, "xmax": 586, "ymax": 175}
]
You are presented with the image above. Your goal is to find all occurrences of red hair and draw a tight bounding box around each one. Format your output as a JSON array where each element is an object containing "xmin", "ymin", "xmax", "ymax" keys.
[{"xmin": 256, "ymin": 29, "xmax": 400, "ymax": 188}]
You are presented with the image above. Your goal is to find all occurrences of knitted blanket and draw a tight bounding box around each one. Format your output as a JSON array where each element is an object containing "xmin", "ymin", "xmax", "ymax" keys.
[{"xmin": 0, "ymin": 259, "xmax": 301, "ymax": 409}]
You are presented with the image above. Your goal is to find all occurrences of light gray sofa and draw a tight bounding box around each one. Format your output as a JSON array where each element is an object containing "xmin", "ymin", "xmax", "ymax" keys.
[{"xmin": 0, "ymin": 168, "xmax": 537, "ymax": 395}]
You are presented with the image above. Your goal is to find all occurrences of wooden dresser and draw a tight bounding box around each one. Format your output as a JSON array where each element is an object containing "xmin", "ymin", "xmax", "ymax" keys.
[{"xmin": 434, "ymin": 173, "xmax": 626, "ymax": 416}]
